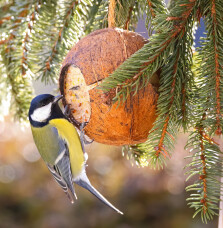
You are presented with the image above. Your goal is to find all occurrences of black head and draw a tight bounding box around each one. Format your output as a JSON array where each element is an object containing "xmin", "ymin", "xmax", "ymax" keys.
[{"xmin": 29, "ymin": 94, "xmax": 64, "ymax": 127}]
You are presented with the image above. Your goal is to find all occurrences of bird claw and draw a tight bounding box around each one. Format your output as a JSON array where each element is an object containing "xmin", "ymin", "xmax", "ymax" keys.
[
  {"xmin": 63, "ymin": 107, "xmax": 93, "ymax": 150},
  {"xmin": 80, "ymin": 122, "xmax": 94, "ymax": 144},
  {"xmin": 80, "ymin": 121, "xmax": 88, "ymax": 130},
  {"xmin": 84, "ymin": 137, "xmax": 94, "ymax": 145},
  {"xmin": 79, "ymin": 122, "xmax": 94, "ymax": 154}
]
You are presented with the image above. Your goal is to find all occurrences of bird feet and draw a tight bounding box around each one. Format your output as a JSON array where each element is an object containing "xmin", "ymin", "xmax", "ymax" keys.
[
  {"xmin": 64, "ymin": 105, "xmax": 94, "ymax": 153},
  {"xmin": 79, "ymin": 122, "xmax": 94, "ymax": 145}
]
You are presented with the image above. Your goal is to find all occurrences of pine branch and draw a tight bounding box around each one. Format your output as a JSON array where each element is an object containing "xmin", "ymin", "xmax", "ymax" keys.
[
  {"xmin": 209, "ymin": 0, "xmax": 223, "ymax": 135},
  {"xmin": 136, "ymin": 36, "xmax": 193, "ymax": 167},
  {"xmin": 123, "ymin": 4, "xmax": 133, "ymax": 30},
  {"xmin": 0, "ymin": 0, "xmax": 100, "ymax": 120},
  {"xmin": 145, "ymin": 0, "xmax": 167, "ymax": 35},
  {"xmin": 147, "ymin": 0, "xmax": 156, "ymax": 18},
  {"xmin": 99, "ymin": 0, "xmax": 195, "ymax": 102},
  {"xmin": 0, "ymin": 51, "xmax": 10, "ymax": 116},
  {"xmin": 148, "ymin": 49, "xmax": 181, "ymax": 162},
  {"xmin": 86, "ymin": 0, "xmax": 145, "ymax": 32},
  {"xmin": 30, "ymin": 0, "xmax": 68, "ymax": 83},
  {"xmin": 86, "ymin": 0, "xmax": 109, "ymax": 31},
  {"xmin": 128, "ymin": 0, "xmax": 147, "ymax": 30},
  {"xmin": 0, "ymin": 1, "xmax": 30, "ymax": 45},
  {"xmin": 1, "ymin": 0, "xmax": 34, "ymax": 121},
  {"xmin": 185, "ymin": 120, "xmax": 222, "ymax": 223},
  {"xmin": 84, "ymin": 0, "xmax": 103, "ymax": 34},
  {"xmin": 114, "ymin": 0, "xmax": 145, "ymax": 31},
  {"xmin": 187, "ymin": 0, "xmax": 223, "ymax": 135},
  {"xmin": 43, "ymin": 1, "xmax": 79, "ymax": 76},
  {"xmin": 21, "ymin": 1, "xmax": 40, "ymax": 77},
  {"xmin": 167, "ymin": 0, "xmax": 177, "ymax": 10},
  {"xmin": 184, "ymin": 1, "xmax": 223, "ymax": 222},
  {"xmin": 0, "ymin": 15, "xmax": 12, "ymax": 25},
  {"xmin": 31, "ymin": 0, "xmax": 94, "ymax": 83}
]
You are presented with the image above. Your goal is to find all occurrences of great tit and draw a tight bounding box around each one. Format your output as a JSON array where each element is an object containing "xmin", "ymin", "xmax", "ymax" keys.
[{"xmin": 28, "ymin": 94, "xmax": 123, "ymax": 214}]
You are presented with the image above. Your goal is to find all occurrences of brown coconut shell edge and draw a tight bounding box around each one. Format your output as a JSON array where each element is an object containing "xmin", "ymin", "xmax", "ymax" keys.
[{"xmin": 59, "ymin": 28, "xmax": 159, "ymax": 145}]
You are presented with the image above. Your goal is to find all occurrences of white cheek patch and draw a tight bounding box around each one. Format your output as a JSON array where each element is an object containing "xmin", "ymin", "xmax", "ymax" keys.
[{"xmin": 31, "ymin": 103, "xmax": 52, "ymax": 122}]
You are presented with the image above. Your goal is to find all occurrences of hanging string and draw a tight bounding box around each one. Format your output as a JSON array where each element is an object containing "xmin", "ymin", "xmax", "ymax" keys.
[{"xmin": 108, "ymin": 0, "xmax": 116, "ymax": 28}]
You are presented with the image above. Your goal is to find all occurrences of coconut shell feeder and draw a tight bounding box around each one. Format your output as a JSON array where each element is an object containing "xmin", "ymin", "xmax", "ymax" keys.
[{"xmin": 59, "ymin": 28, "xmax": 159, "ymax": 146}]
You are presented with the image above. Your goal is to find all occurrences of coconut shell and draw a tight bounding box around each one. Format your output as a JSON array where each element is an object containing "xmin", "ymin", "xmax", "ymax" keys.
[{"xmin": 59, "ymin": 28, "xmax": 159, "ymax": 146}]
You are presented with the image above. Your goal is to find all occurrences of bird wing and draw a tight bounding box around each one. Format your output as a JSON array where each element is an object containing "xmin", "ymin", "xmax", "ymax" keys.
[
  {"xmin": 31, "ymin": 124, "xmax": 76, "ymax": 203},
  {"xmin": 48, "ymin": 127, "xmax": 77, "ymax": 203}
]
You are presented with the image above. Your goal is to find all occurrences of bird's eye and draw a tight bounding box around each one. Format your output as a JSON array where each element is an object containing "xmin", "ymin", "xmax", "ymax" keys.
[
  {"xmin": 40, "ymin": 99, "xmax": 50, "ymax": 107},
  {"xmin": 40, "ymin": 102, "xmax": 47, "ymax": 107}
]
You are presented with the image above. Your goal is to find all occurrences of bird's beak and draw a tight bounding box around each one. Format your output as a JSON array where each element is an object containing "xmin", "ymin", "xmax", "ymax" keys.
[{"xmin": 53, "ymin": 95, "xmax": 63, "ymax": 103}]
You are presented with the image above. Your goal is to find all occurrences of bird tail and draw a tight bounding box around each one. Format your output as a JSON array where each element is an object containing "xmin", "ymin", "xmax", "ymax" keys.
[{"xmin": 74, "ymin": 172, "xmax": 123, "ymax": 215}]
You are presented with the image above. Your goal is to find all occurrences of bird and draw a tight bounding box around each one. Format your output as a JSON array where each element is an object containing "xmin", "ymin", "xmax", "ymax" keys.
[{"xmin": 28, "ymin": 94, "xmax": 123, "ymax": 214}]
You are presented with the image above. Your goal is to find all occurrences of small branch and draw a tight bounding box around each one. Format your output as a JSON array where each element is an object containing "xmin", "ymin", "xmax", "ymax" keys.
[
  {"xmin": 182, "ymin": 83, "xmax": 186, "ymax": 123},
  {"xmin": 166, "ymin": 131, "xmax": 175, "ymax": 141},
  {"xmin": 7, "ymin": 71, "xmax": 22, "ymax": 106},
  {"xmin": 0, "ymin": 6, "xmax": 29, "ymax": 46},
  {"xmin": 0, "ymin": 16, "xmax": 12, "ymax": 25},
  {"xmin": 22, "ymin": 3, "xmax": 40, "ymax": 76},
  {"xmin": 155, "ymin": 116, "xmax": 171, "ymax": 158},
  {"xmin": 146, "ymin": 1, "xmax": 195, "ymax": 69},
  {"xmin": 198, "ymin": 119, "xmax": 208, "ymax": 214},
  {"xmin": 0, "ymin": 36, "xmax": 12, "ymax": 45},
  {"xmin": 202, "ymin": 132, "xmax": 219, "ymax": 145},
  {"xmin": 196, "ymin": 7, "xmax": 202, "ymax": 23},
  {"xmin": 44, "ymin": 1, "xmax": 78, "ymax": 72},
  {"xmin": 166, "ymin": 16, "xmax": 181, "ymax": 21},
  {"xmin": 211, "ymin": 0, "xmax": 221, "ymax": 135},
  {"xmin": 155, "ymin": 50, "xmax": 179, "ymax": 158},
  {"xmin": 139, "ymin": 2, "xmax": 195, "ymax": 72},
  {"xmin": 124, "ymin": 6, "xmax": 133, "ymax": 30},
  {"xmin": 218, "ymin": 149, "xmax": 223, "ymax": 228},
  {"xmin": 147, "ymin": 0, "xmax": 156, "ymax": 18}
]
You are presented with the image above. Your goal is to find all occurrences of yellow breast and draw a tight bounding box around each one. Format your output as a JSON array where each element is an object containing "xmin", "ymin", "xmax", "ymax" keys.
[{"xmin": 49, "ymin": 118, "xmax": 85, "ymax": 176}]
